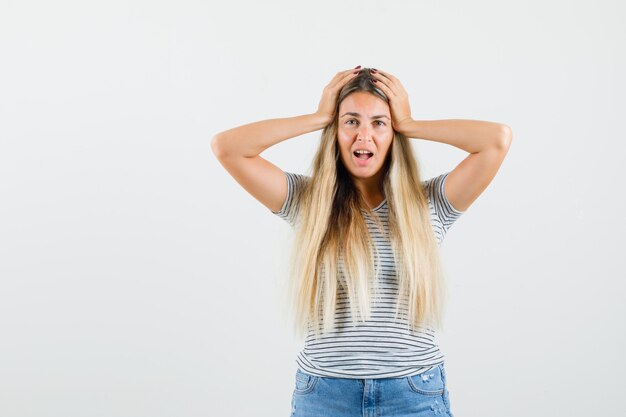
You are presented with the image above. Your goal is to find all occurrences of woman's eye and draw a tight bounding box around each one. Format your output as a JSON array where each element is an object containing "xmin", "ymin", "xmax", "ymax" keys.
[{"xmin": 346, "ymin": 119, "xmax": 386, "ymax": 126}]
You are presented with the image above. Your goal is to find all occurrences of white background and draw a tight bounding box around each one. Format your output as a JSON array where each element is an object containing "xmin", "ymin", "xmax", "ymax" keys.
[{"xmin": 1, "ymin": 0, "xmax": 625, "ymax": 416}]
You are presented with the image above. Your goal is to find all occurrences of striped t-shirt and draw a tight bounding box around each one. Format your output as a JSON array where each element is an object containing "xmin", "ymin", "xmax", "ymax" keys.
[{"xmin": 271, "ymin": 171, "xmax": 464, "ymax": 379}]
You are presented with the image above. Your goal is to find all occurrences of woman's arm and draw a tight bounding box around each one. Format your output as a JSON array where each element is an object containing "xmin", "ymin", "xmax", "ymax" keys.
[
  {"xmin": 210, "ymin": 112, "xmax": 328, "ymax": 214},
  {"xmin": 211, "ymin": 113, "xmax": 329, "ymax": 158},
  {"xmin": 399, "ymin": 118, "xmax": 512, "ymax": 213},
  {"xmin": 212, "ymin": 67, "xmax": 360, "ymax": 157},
  {"xmin": 366, "ymin": 68, "xmax": 512, "ymax": 213},
  {"xmin": 210, "ymin": 68, "xmax": 359, "ymax": 213},
  {"xmin": 396, "ymin": 118, "xmax": 511, "ymax": 152}
]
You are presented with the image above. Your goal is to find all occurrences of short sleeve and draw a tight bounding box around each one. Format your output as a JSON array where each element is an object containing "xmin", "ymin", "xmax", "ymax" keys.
[
  {"xmin": 271, "ymin": 171, "xmax": 311, "ymax": 227},
  {"xmin": 422, "ymin": 171, "xmax": 465, "ymax": 243}
]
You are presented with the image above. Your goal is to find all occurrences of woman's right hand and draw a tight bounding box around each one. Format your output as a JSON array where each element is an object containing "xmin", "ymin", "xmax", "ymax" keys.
[{"xmin": 315, "ymin": 66, "xmax": 362, "ymax": 125}]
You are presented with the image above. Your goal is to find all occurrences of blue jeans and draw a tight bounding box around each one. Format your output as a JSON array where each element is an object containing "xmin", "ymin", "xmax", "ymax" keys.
[{"xmin": 290, "ymin": 363, "xmax": 454, "ymax": 417}]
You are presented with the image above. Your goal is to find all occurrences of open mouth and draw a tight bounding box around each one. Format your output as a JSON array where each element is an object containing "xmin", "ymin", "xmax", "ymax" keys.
[{"xmin": 353, "ymin": 150, "xmax": 374, "ymax": 160}]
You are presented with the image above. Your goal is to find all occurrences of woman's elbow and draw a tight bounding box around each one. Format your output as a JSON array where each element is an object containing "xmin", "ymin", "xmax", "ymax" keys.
[{"xmin": 497, "ymin": 124, "xmax": 513, "ymax": 148}]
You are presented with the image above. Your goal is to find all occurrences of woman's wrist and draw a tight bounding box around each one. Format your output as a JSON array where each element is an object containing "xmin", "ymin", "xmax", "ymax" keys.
[
  {"xmin": 395, "ymin": 117, "xmax": 417, "ymax": 136},
  {"xmin": 310, "ymin": 112, "xmax": 333, "ymax": 130}
]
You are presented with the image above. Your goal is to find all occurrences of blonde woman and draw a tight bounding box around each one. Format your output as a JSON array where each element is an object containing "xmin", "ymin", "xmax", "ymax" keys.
[{"xmin": 211, "ymin": 66, "xmax": 512, "ymax": 417}]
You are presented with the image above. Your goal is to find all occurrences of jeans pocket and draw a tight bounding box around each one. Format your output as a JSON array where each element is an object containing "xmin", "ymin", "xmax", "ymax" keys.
[
  {"xmin": 294, "ymin": 368, "xmax": 319, "ymax": 395},
  {"xmin": 406, "ymin": 364, "xmax": 445, "ymax": 395},
  {"xmin": 438, "ymin": 363, "xmax": 454, "ymax": 415}
]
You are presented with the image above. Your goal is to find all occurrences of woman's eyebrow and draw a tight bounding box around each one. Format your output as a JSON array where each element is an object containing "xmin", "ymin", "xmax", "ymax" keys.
[{"xmin": 340, "ymin": 112, "xmax": 390, "ymax": 120}]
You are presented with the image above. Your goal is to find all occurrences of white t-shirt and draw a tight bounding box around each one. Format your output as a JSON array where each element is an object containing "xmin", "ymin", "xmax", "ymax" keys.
[{"xmin": 272, "ymin": 171, "xmax": 464, "ymax": 379}]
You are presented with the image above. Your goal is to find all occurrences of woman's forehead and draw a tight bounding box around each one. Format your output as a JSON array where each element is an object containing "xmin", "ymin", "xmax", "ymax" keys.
[{"xmin": 340, "ymin": 92, "xmax": 389, "ymax": 115}]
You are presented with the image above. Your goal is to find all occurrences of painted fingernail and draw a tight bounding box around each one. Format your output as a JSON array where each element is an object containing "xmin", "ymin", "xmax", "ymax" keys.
[
  {"xmin": 371, "ymin": 68, "xmax": 377, "ymax": 73},
  {"xmin": 371, "ymin": 78, "xmax": 377, "ymax": 82},
  {"xmin": 355, "ymin": 65, "xmax": 361, "ymax": 69}
]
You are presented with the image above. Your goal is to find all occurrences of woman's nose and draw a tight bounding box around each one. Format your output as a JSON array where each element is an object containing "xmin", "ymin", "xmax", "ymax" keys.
[{"xmin": 357, "ymin": 127, "xmax": 372, "ymax": 141}]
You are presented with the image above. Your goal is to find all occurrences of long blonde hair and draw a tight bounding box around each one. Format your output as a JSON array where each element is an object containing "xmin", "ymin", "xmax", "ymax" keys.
[{"xmin": 286, "ymin": 69, "xmax": 447, "ymax": 340}]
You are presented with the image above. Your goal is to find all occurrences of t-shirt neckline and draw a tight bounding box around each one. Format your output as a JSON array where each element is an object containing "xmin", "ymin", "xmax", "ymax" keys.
[
  {"xmin": 361, "ymin": 198, "xmax": 387, "ymax": 213},
  {"xmin": 372, "ymin": 198, "xmax": 386, "ymax": 211}
]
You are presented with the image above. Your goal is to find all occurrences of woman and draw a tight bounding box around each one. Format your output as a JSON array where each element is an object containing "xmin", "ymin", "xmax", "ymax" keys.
[{"xmin": 211, "ymin": 66, "xmax": 512, "ymax": 417}]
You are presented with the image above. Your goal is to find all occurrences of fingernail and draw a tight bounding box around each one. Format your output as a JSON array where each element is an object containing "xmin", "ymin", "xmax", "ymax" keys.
[
  {"xmin": 355, "ymin": 65, "xmax": 361, "ymax": 69},
  {"xmin": 371, "ymin": 68, "xmax": 377, "ymax": 73}
]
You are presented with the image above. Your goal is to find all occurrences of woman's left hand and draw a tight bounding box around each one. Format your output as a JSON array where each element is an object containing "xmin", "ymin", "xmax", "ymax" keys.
[{"xmin": 368, "ymin": 69, "xmax": 413, "ymax": 134}]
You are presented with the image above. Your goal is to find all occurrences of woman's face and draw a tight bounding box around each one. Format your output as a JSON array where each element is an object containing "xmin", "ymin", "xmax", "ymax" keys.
[{"xmin": 337, "ymin": 91, "xmax": 394, "ymax": 181}]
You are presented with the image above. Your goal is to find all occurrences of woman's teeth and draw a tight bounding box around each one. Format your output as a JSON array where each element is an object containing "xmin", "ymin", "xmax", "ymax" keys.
[{"xmin": 354, "ymin": 150, "xmax": 373, "ymax": 159}]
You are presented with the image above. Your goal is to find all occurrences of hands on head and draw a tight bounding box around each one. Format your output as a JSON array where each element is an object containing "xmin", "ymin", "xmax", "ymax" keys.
[{"xmin": 315, "ymin": 66, "xmax": 413, "ymax": 134}]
